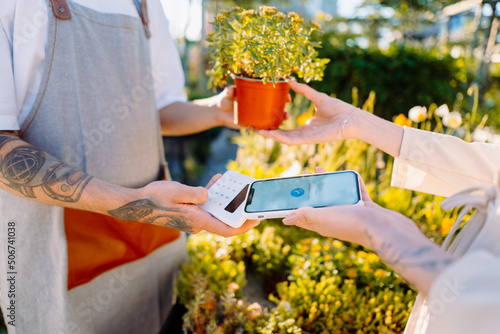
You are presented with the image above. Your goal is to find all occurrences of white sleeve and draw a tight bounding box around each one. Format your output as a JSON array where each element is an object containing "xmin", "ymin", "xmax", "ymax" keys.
[
  {"xmin": 147, "ymin": 0, "xmax": 187, "ymax": 110},
  {"xmin": 0, "ymin": 18, "xmax": 20, "ymax": 130},
  {"xmin": 391, "ymin": 126, "xmax": 500, "ymax": 197},
  {"xmin": 426, "ymin": 251, "xmax": 500, "ymax": 334}
]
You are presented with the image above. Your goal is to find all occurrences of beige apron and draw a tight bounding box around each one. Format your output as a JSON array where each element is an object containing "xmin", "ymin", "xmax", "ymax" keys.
[{"xmin": 0, "ymin": 1, "xmax": 186, "ymax": 333}]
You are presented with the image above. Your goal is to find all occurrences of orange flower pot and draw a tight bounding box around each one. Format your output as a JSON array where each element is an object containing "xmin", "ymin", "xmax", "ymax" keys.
[{"xmin": 234, "ymin": 76, "xmax": 289, "ymax": 130}]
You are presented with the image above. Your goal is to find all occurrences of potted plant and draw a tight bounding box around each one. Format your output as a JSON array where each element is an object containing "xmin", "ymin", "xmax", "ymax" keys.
[{"xmin": 206, "ymin": 6, "xmax": 330, "ymax": 130}]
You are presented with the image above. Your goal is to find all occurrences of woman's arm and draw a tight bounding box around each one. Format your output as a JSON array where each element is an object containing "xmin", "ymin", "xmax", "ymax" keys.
[
  {"xmin": 258, "ymin": 80, "xmax": 404, "ymax": 156},
  {"xmin": 260, "ymin": 80, "xmax": 500, "ymax": 196},
  {"xmin": 282, "ymin": 172, "xmax": 454, "ymax": 295}
]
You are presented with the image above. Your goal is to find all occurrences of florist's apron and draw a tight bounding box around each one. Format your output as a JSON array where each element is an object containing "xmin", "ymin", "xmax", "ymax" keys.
[{"xmin": 0, "ymin": 1, "xmax": 186, "ymax": 333}]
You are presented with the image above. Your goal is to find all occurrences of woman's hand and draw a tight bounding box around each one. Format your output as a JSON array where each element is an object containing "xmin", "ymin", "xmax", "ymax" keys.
[
  {"xmin": 258, "ymin": 80, "xmax": 359, "ymax": 145},
  {"xmin": 283, "ymin": 168, "xmax": 396, "ymax": 246},
  {"xmin": 258, "ymin": 80, "xmax": 404, "ymax": 157},
  {"xmin": 282, "ymin": 168, "xmax": 454, "ymax": 294}
]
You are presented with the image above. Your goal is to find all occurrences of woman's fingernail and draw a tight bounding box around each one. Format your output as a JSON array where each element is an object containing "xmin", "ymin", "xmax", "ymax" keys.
[{"xmin": 283, "ymin": 212, "xmax": 298, "ymax": 224}]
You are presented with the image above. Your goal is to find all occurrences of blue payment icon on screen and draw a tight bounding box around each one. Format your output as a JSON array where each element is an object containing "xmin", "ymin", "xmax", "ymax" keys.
[{"xmin": 290, "ymin": 188, "xmax": 305, "ymax": 197}]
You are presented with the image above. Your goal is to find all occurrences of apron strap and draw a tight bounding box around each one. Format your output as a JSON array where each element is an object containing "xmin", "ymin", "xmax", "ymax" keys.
[
  {"xmin": 50, "ymin": 0, "xmax": 71, "ymax": 20},
  {"xmin": 133, "ymin": 0, "xmax": 151, "ymax": 38}
]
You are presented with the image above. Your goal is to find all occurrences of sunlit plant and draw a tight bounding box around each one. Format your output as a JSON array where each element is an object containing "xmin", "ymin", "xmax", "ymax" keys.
[{"xmin": 206, "ymin": 6, "xmax": 330, "ymax": 88}]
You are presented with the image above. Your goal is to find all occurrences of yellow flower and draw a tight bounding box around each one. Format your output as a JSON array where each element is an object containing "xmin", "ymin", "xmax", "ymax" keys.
[
  {"xmin": 362, "ymin": 264, "xmax": 373, "ymax": 273},
  {"xmin": 260, "ymin": 5, "xmax": 277, "ymax": 15},
  {"xmin": 441, "ymin": 217, "xmax": 455, "ymax": 236},
  {"xmin": 346, "ymin": 269, "xmax": 358, "ymax": 278},
  {"xmin": 311, "ymin": 244, "xmax": 321, "ymax": 253},
  {"xmin": 324, "ymin": 254, "xmax": 332, "ymax": 261},
  {"xmin": 393, "ymin": 113, "xmax": 411, "ymax": 127},
  {"xmin": 297, "ymin": 112, "xmax": 313, "ymax": 126},
  {"xmin": 357, "ymin": 251, "xmax": 367, "ymax": 258},
  {"xmin": 332, "ymin": 240, "xmax": 343, "ymax": 249},
  {"xmin": 366, "ymin": 253, "xmax": 379, "ymax": 263},
  {"xmin": 242, "ymin": 9, "xmax": 256, "ymax": 16},
  {"xmin": 374, "ymin": 268, "xmax": 387, "ymax": 279},
  {"xmin": 323, "ymin": 244, "xmax": 330, "ymax": 251},
  {"xmin": 311, "ymin": 21, "xmax": 322, "ymax": 30}
]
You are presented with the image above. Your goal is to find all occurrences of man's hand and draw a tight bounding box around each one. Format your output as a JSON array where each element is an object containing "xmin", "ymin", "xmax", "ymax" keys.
[
  {"xmin": 213, "ymin": 86, "xmax": 241, "ymax": 130},
  {"xmin": 195, "ymin": 86, "xmax": 291, "ymax": 130},
  {"xmin": 191, "ymin": 87, "xmax": 240, "ymax": 130},
  {"xmin": 258, "ymin": 80, "xmax": 358, "ymax": 145},
  {"xmin": 108, "ymin": 175, "xmax": 259, "ymax": 237}
]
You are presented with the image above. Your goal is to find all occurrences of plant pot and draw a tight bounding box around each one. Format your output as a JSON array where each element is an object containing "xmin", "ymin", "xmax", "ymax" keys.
[{"xmin": 234, "ymin": 76, "xmax": 289, "ymax": 130}]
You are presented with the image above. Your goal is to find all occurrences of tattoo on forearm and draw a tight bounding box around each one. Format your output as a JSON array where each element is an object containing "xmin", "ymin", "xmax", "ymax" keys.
[
  {"xmin": 1, "ymin": 146, "xmax": 46, "ymax": 197},
  {"xmin": 0, "ymin": 135, "xmax": 17, "ymax": 148},
  {"xmin": 42, "ymin": 162, "xmax": 93, "ymax": 202},
  {"xmin": 108, "ymin": 199, "xmax": 195, "ymax": 233},
  {"xmin": 0, "ymin": 134, "xmax": 93, "ymax": 202}
]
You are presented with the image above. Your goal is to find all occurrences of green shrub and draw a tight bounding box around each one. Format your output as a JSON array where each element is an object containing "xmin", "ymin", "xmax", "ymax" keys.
[
  {"xmin": 311, "ymin": 37, "xmax": 470, "ymax": 120},
  {"xmin": 271, "ymin": 276, "xmax": 415, "ymax": 334},
  {"xmin": 251, "ymin": 227, "xmax": 291, "ymax": 277},
  {"xmin": 175, "ymin": 234, "xmax": 247, "ymax": 306}
]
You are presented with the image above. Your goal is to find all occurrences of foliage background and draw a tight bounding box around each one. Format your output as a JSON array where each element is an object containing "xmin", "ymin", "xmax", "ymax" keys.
[{"xmin": 311, "ymin": 39, "xmax": 470, "ymax": 120}]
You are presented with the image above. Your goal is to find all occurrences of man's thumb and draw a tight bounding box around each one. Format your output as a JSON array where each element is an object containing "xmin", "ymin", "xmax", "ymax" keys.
[{"xmin": 174, "ymin": 184, "xmax": 208, "ymax": 204}]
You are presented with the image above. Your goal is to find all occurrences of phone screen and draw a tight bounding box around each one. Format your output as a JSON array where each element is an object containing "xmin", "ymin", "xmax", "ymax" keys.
[{"xmin": 245, "ymin": 171, "xmax": 360, "ymax": 213}]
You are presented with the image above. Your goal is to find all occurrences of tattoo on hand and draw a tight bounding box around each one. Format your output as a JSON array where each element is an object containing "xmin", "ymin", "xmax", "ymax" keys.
[
  {"xmin": 0, "ymin": 134, "xmax": 93, "ymax": 202},
  {"xmin": 108, "ymin": 199, "xmax": 195, "ymax": 233}
]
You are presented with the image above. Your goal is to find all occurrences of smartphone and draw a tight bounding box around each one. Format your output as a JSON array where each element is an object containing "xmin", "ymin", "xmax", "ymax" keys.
[
  {"xmin": 244, "ymin": 170, "xmax": 363, "ymax": 219},
  {"xmin": 200, "ymin": 170, "xmax": 363, "ymax": 228}
]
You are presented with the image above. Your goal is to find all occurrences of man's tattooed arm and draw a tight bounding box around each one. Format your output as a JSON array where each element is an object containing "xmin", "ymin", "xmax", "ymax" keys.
[
  {"xmin": 0, "ymin": 132, "xmax": 93, "ymax": 202},
  {"xmin": 0, "ymin": 131, "xmax": 223, "ymax": 235},
  {"xmin": 108, "ymin": 199, "xmax": 195, "ymax": 233}
]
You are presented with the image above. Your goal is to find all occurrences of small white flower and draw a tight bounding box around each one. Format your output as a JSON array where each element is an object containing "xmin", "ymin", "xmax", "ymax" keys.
[
  {"xmin": 408, "ymin": 106, "xmax": 427, "ymax": 123},
  {"xmin": 442, "ymin": 111, "xmax": 462, "ymax": 129},
  {"xmin": 435, "ymin": 104, "xmax": 450, "ymax": 118},
  {"xmin": 281, "ymin": 301, "xmax": 292, "ymax": 312},
  {"xmin": 280, "ymin": 160, "xmax": 302, "ymax": 177}
]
